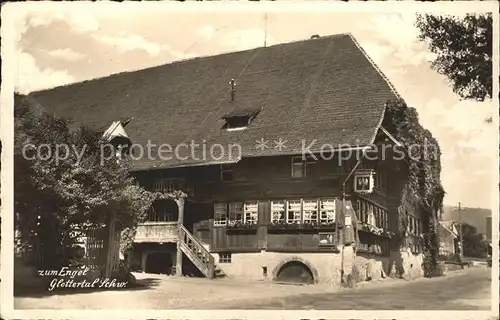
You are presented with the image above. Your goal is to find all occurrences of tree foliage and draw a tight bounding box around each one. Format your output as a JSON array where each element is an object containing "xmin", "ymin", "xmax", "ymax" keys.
[
  {"xmin": 383, "ymin": 99, "xmax": 446, "ymax": 277},
  {"xmin": 14, "ymin": 95, "xmax": 156, "ymax": 266},
  {"xmin": 461, "ymin": 223, "xmax": 488, "ymax": 258},
  {"xmin": 415, "ymin": 13, "xmax": 493, "ymax": 101}
]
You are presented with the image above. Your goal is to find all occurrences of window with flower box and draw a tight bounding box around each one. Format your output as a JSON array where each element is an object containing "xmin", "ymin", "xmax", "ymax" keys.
[
  {"xmin": 287, "ymin": 200, "xmax": 302, "ymax": 224},
  {"xmin": 302, "ymin": 200, "xmax": 319, "ymax": 224},
  {"xmin": 320, "ymin": 199, "xmax": 336, "ymax": 223},
  {"xmin": 270, "ymin": 199, "xmax": 338, "ymax": 226},
  {"xmin": 271, "ymin": 201, "xmax": 286, "ymax": 223},
  {"xmin": 244, "ymin": 202, "xmax": 258, "ymax": 224},
  {"xmin": 214, "ymin": 202, "xmax": 260, "ymax": 226},
  {"xmin": 229, "ymin": 202, "xmax": 244, "ymax": 222},
  {"xmin": 214, "ymin": 203, "xmax": 228, "ymax": 226}
]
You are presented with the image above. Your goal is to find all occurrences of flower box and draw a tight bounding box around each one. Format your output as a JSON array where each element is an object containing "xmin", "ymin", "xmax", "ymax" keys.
[
  {"xmin": 267, "ymin": 222, "xmax": 341, "ymax": 234},
  {"xmin": 226, "ymin": 221, "xmax": 258, "ymax": 234}
]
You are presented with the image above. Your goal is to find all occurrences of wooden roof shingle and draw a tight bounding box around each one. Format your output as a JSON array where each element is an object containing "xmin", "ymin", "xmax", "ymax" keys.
[{"xmin": 28, "ymin": 33, "xmax": 399, "ymax": 171}]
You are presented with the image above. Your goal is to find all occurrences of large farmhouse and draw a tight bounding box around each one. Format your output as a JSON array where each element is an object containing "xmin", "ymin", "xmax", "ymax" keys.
[{"xmin": 28, "ymin": 33, "xmax": 426, "ymax": 284}]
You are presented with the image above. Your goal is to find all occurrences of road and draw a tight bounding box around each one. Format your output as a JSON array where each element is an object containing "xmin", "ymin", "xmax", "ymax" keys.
[
  {"xmin": 13, "ymin": 267, "xmax": 492, "ymax": 310},
  {"xmin": 221, "ymin": 267, "xmax": 493, "ymax": 310}
]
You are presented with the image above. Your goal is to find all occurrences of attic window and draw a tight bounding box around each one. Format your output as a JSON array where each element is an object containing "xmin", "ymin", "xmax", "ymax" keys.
[{"xmin": 222, "ymin": 108, "xmax": 261, "ymax": 131}]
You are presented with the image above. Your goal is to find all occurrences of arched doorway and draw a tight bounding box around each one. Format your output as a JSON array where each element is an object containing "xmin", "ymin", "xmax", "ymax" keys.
[
  {"xmin": 148, "ymin": 199, "xmax": 178, "ymax": 222},
  {"xmin": 275, "ymin": 260, "xmax": 315, "ymax": 284},
  {"xmin": 145, "ymin": 252, "xmax": 173, "ymax": 274}
]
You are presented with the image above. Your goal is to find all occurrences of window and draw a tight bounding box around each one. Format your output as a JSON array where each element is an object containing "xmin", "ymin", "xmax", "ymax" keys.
[
  {"xmin": 222, "ymin": 108, "xmax": 260, "ymax": 131},
  {"xmin": 221, "ymin": 164, "xmax": 234, "ymax": 182},
  {"xmin": 358, "ymin": 233, "xmax": 389, "ymax": 255},
  {"xmin": 228, "ymin": 202, "xmax": 244, "ymax": 222},
  {"xmin": 356, "ymin": 200, "xmax": 361, "ymax": 221},
  {"xmin": 291, "ymin": 157, "xmax": 306, "ymax": 178},
  {"xmin": 244, "ymin": 202, "xmax": 258, "ymax": 224},
  {"xmin": 271, "ymin": 201, "xmax": 286, "ymax": 223},
  {"xmin": 214, "ymin": 203, "xmax": 228, "ymax": 226},
  {"xmin": 320, "ymin": 199, "xmax": 336, "ymax": 223},
  {"xmin": 303, "ymin": 200, "xmax": 319, "ymax": 224},
  {"xmin": 287, "ymin": 200, "xmax": 302, "ymax": 224},
  {"xmin": 367, "ymin": 204, "xmax": 375, "ymax": 226},
  {"xmin": 225, "ymin": 116, "xmax": 249, "ymax": 130},
  {"xmin": 375, "ymin": 208, "xmax": 383, "ymax": 228},
  {"xmin": 219, "ymin": 252, "xmax": 231, "ymax": 263},
  {"xmin": 408, "ymin": 216, "xmax": 419, "ymax": 235}
]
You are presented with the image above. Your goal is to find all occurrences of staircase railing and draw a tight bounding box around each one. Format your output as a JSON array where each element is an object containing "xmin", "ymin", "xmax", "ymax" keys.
[{"xmin": 179, "ymin": 225, "xmax": 215, "ymax": 278}]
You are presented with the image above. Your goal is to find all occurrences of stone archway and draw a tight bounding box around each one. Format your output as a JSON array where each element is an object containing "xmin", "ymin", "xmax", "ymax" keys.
[{"xmin": 273, "ymin": 257, "xmax": 319, "ymax": 284}]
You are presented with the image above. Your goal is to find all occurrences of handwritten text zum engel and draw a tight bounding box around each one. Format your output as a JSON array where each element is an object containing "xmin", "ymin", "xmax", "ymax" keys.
[{"xmin": 38, "ymin": 267, "xmax": 128, "ymax": 291}]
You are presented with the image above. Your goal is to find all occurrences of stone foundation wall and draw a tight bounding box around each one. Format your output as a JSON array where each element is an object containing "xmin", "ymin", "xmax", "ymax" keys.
[
  {"xmin": 353, "ymin": 253, "xmax": 390, "ymax": 282},
  {"xmin": 211, "ymin": 246, "xmax": 392, "ymax": 284},
  {"xmin": 388, "ymin": 249, "xmax": 424, "ymax": 279},
  {"xmin": 212, "ymin": 250, "xmax": 344, "ymax": 284}
]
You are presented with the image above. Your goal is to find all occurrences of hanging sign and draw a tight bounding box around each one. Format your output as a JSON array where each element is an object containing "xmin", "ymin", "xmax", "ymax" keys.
[{"xmin": 354, "ymin": 169, "xmax": 375, "ymax": 194}]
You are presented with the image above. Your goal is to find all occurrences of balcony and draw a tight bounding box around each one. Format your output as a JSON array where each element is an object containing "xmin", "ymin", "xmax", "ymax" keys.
[
  {"xmin": 134, "ymin": 221, "xmax": 179, "ymax": 243},
  {"xmin": 152, "ymin": 177, "xmax": 194, "ymax": 197}
]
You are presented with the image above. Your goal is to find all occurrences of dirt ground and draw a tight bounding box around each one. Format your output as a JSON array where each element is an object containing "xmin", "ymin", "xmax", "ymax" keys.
[{"xmin": 13, "ymin": 267, "xmax": 492, "ymax": 310}]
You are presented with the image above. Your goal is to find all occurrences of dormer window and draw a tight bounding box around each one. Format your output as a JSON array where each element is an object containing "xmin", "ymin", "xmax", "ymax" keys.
[
  {"xmin": 101, "ymin": 119, "xmax": 133, "ymax": 160},
  {"xmin": 225, "ymin": 116, "xmax": 250, "ymax": 131},
  {"xmin": 222, "ymin": 108, "xmax": 261, "ymax": 131}
]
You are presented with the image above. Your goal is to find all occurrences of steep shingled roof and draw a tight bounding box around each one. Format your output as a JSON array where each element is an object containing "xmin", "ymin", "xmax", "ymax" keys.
[{"xmin": 28, "ymin": 33, "xmax": 399, "ymax": 171}]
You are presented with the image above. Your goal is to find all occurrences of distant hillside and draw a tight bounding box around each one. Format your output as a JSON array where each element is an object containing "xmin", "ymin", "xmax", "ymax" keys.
[{"xmin": 442, "ymin": 205, "xmax": 491, "ymax": 235}]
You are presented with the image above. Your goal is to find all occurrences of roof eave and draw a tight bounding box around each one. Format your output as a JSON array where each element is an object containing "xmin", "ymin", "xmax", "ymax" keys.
[{"xmin": 129, "ymin": 145, "xmax": 373, "ymax": 172}]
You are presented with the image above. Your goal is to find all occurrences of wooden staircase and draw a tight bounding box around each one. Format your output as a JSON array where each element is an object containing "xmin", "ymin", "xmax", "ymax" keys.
[{"xmin": 179, "ymin": 225, "xmax": 225, "ymax": 279}]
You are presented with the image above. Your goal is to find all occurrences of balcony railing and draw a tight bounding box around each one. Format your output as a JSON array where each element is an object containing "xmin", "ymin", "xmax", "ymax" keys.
[
  {"xmin": 134, "ymin": 221, "xmax": 179, "ymax": 243},
  {"xmin": 152, "ymin": 177, "xmax": 194, "ymax": 197}
]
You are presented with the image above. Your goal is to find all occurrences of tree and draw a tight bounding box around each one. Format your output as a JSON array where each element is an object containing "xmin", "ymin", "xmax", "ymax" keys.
[
  {"xmin": 415, "ymin": 13, "xmax": 493, "ymax": 101},
  {"xmin": 383, "ymin": 99, "xmax": 445, "ymax": 277},
  {"xmin": 14, "ymin": 94, "xmax": 156, "ymax": 268},
  {"xmin": 461, "ymin": 223, "xmax": 488, "ymax": 258}
]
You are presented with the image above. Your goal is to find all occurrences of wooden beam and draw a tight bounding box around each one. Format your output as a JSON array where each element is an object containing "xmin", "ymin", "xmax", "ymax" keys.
[
  {"xmin": 379, "ymin": 126, "xmax": 403, "ymax": 147},
  {"xmin": 175, "ymin": 197, "xmax": 185, "ymax": 276},
  {"xmin": 104, "ymin": 210, "xmax": 116, "ymax": 278}
]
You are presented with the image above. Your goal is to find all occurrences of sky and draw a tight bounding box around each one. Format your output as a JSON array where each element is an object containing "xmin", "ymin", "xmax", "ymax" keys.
[{"xmin": 11, "ymin": 5, "xmax": 497, "ymax": 210}]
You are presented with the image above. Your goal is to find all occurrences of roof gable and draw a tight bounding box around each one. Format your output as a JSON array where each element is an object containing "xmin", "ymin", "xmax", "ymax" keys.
[{"xmin": 28, "ymin": 33, "xmax": 399, "ymax": 170}]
